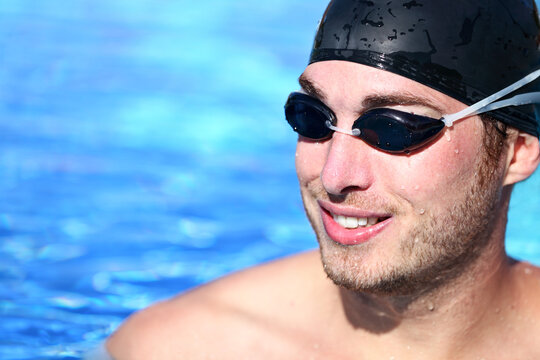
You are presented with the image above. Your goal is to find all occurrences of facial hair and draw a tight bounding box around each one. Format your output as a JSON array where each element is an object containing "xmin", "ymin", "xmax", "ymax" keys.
[{"xmin": 301, "ymin": 147, "xmax": 505, "ymax": 297}]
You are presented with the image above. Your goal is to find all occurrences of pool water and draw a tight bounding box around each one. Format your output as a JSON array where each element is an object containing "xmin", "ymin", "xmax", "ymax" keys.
[{"xmin": 1, "ymin": 1, "xmax": 539, "ymax": 359}]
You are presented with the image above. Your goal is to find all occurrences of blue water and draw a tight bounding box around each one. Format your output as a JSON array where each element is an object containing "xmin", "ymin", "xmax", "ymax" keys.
[{"xmin": 0, "ymin": 1, "xmax": 539, "ymax": 359}]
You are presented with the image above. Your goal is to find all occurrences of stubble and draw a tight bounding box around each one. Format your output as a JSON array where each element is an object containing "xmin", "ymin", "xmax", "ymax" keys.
[{"xmin": 302, "ymin": 144, "xmax": 506, "ymax": 297}]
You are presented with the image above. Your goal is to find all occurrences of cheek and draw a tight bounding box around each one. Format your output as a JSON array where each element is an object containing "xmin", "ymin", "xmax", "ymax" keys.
[
  {"xmin": 383, "ymin": 122, "xmax": 484, "ymax": 203},
  {"xmin": 295, "ymin": 139, "xmax": 329, "ymax": 184}
]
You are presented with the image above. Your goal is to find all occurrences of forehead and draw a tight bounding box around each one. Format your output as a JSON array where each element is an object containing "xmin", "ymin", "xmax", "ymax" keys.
[{"xmin": 301, "ymin": 61, "xmax": 467, "ymax": 114}]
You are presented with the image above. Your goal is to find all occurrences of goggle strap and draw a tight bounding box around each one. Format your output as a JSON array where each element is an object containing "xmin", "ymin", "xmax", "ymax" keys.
[
  {"xmin": 472, "ymin": 92, "xmax": 540, "ymax": 115},
  {"xmin": 441, "ymin": 68, "xmax": 540, "ymax": 126},
  {"xmin": 325, "ymin": 120, "xmax": 361, "ymax": 136}
]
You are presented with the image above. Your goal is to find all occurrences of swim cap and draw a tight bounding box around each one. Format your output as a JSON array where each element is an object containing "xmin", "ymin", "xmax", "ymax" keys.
[{"xmin": 309, "ymin": 0, "xmax": 540, "ymax": 137}]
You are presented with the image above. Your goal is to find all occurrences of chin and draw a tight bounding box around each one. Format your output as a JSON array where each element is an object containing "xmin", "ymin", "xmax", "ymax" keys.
[
  {"xmin": 316, "ymin": 234, "xmax": 426, "ymax": 296},
  {"xmin": 316, "ymin": 206, "xmax": 496, "ymax": 297}
]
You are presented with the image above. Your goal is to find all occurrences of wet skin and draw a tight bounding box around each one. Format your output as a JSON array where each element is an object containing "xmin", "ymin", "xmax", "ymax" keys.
[{"xmin": 106, "ymin": 62, "xmax": 540, "ymax": 360}]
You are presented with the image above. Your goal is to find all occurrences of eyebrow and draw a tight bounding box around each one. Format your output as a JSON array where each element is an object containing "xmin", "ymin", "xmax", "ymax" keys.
[
  {"xmin": 298, "ymin": 74, "xmax": 327, "ymax": 101},
  {"xmin": 298, "ymin": 74, "xmax": 444, "ymax": 114},
  {"xmin": 362, "ymin": 93, "xmax": 445, "ymax": 114}
]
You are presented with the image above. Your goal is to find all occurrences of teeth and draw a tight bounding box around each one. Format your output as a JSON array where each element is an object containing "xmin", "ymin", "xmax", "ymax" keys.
[
  {"xmin": 333, "ymin": 214, "xmax": 379, "ymax": 229},
  {"xmin": 368, "ymin": 217, "xmax": 378, "ymax": 226},
  {"xmin": 345, "ymin": 216, "xmax": 358, "ymax": 228}
]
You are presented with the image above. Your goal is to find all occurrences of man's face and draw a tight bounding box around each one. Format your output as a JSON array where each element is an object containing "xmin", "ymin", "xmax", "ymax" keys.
[{"xmin": 296, "ymin": 61, "xmax": 506, "ymax": 296}]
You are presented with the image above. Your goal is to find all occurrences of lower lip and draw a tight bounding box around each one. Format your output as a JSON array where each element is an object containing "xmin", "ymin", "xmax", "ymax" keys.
[{"xmin": 320, "ymin": 207, "xmax": 393, "ymax": 246}]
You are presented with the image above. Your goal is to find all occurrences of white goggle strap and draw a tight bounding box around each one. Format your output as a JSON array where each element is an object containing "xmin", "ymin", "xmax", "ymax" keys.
[{"xmin": 441, "ymin": 68, "xmax": 540, "ymax": 127}]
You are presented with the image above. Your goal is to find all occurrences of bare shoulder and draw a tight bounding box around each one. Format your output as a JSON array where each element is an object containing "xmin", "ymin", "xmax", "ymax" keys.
[
  {"xmin": 508, "ymin": 260, "xmax": 540, "ymax": 352},
  {"xmin": 106, "ymin": 250, "xmax": 329, "ymax": 359},
  {"xmin": 512, "ymin": 261, "xmax": 540, "ymax": 294},
  {"xmin": 512, "ymin": 261, "xmax": 540, "ymax": 308}
]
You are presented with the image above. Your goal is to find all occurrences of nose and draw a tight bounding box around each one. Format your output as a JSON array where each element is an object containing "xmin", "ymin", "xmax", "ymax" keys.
[{"xmin": 321, "ymin": 131, "xmax": 375, "ymax": 196}]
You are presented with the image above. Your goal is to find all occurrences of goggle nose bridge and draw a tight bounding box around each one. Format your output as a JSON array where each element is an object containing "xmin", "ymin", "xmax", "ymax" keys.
[{"xmin": 325, "ymin": 120, "xmax": 361, "ymax": 137}]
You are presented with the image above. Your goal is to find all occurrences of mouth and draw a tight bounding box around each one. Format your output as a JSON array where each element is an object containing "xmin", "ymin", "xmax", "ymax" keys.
[{"xmin": 318, "ymin": 201, "xmax": 393, "ymax": 246}]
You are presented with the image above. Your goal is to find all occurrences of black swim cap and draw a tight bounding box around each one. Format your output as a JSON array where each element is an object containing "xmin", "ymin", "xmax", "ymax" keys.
[{"xmin": 309, "ymin": 0, "xmax": 540, "ymax": 137}]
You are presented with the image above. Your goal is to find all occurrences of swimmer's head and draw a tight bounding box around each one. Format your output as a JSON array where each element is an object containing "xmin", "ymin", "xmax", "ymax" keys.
[{"xmin": 309, "ymin": 0, "xmax": 540, "ymax": 137}]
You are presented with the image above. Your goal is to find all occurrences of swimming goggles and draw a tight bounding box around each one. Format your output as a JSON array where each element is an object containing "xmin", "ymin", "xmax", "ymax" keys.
[{"xmin": 285, "ymin": 69, "xmax": 540, "ymax": 153}]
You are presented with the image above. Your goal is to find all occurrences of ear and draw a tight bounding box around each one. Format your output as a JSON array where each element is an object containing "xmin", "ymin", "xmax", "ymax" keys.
[{"xmin": 503, "ymin": 132, "xmax": 540, "ymax": 186}]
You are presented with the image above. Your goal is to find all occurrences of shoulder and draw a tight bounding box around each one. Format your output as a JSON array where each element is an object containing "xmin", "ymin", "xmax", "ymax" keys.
[
  {"xmin": 507, "ymin": 261, "xmax": 540, "ymax": 351},
  {"xmin": 511, "ymin": 261, "xmax": 540, "ymax": 307},
  {"xmin": 106, "ymin": 250, "xmax": 327, "ymax": 359},
  {"xmin": 511, "ymin": 261, "xmax": 540, "ymax": 296}
]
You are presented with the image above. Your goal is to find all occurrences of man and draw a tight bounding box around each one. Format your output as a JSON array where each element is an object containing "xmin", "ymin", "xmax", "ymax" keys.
[{"xmin": 106, "ymin": 0, "xmax": 540, "ymax": 358}]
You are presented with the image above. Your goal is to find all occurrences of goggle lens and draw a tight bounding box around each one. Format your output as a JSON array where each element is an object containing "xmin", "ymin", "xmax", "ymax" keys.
[
  {"xmin": 284, "ymin": 94, "xmax": 333, "ymax": 140},
  {"xmin": 354, "ymin": 109, "xmax": 445, "ymax": 152}
]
